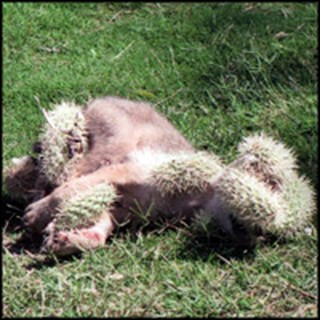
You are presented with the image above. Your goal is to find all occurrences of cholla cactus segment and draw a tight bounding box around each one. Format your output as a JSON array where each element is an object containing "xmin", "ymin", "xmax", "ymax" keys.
[
  {"xmin": 215, "ymin": 168, "xmax": 290, "ymax": 233},
  {"xmin": 237, "ymin": 132, "xmax": 297, "ymax": 188},
  {"xmin": 149, "ymin": 152, "xmax": 225, "ymax": 197},
  {"xmin": 281, "ymin": 172, "xmax": 316, "ymax": 235},
  {"xmin": 39, "ymin": 101, "xmax": 88, "ymax": 185},
  {"xmin": 55, "ymin": 183, "xmax": 117, "ymax": 231}
]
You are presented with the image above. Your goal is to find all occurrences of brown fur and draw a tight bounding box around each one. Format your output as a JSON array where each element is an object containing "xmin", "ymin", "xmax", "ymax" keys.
[
  {"xmin": 19, "ymin": 97, "xmax": 219, "ymax": 255},
  {"xmin": 73, "ymin": 97, "xmax": 194, "ymax": 176}
]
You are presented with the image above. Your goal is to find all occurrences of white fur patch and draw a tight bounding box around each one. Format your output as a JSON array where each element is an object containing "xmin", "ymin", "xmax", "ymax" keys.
[
  {"xmin": 12, "ymin": 156, "xmax": 31, "ymax": 166},
  {"xmin": 128, "ymin": 148, "xmax": 194, "ymax": 175}
]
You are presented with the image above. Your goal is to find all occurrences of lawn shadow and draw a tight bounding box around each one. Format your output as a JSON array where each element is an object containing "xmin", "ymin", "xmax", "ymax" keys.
[
  {"xmin": 2, "ymin": 194, "xmax": 46, "ymax": 255},
  {"xmin": 177, "ymin": 234, "xmax": 258, "ymax": 263},
  {"xmin": 2, "ymin": 194, "xmax": 26, "ymax": 233},
  {"xmin": 175, "ymin": 227, "xmax": 285, "ymax": 264},
  {"xmin": 114, "ymin": 220, "xmax": 262, "ymax": 263},
  {"xmin": 4, "ymin": 233, "xmax": 84, "ymax": 270},
  {"xmin": 25, "ymin": 252, "xmax": 84, "ymax": 270}
]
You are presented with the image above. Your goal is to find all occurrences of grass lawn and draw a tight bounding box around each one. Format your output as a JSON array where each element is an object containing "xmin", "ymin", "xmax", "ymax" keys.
[{"xmin": 2, "ymin": 2, "xmax": 318, "ymax": 317}]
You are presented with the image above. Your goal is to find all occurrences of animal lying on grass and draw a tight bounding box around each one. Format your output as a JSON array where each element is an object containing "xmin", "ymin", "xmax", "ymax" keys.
[{"xmin": 5, "ymin": 97, "xmax": 316, "ymax": 256}]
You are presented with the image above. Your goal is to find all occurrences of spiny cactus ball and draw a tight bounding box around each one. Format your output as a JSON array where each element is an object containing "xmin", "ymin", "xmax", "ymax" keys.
[
  {"xmin": 149, "ymin": 152, "xmax": 225, "ymax": 197},
  {"xmin": 280, "ymin": 172, "xmax": 316, "ymax": 236},
  {"xmin": 55, "ymin": 183, "xmax": 117, "ymax": 231},
  {"xmin": 39, "ymin": 101, "xmax": 88, "ymax": 185},
  {"xmin": 214, "ymin": 168, "xmax": 290, "ymax": 233},
  {"xmin": 237, "ymin": 132, "xmax": 297, "ymax": 188}
]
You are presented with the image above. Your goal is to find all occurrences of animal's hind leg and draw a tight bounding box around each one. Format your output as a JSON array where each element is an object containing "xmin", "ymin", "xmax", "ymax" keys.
[{"xmin": 44, "ymin": 212, "xmax": 114, "ymax": 256}]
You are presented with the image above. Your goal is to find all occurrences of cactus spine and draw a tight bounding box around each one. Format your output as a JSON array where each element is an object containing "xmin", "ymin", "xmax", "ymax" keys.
[
  {"xmin": 216, "ymin": 133, "xmax": 316, "ymax": 238},
  {"xmin": 149, "ymin": 152, "xmax": 225, "ymax": 197},
  {"xmin": 55, "ymin": 183, "xmax": 117, "ymax": 231},
  {"xmin": 237, "ymin": 132, "xmax": 297, "ymax": 188},
  {"xmin": 280, "ymin": 172, "xmax": 316, "ymax": 236},
  {"xmin": 39, "ymin": 101, "xmax": 88, "ymax": 185},
  {"xmin": 214, "ymin": 168, "xmax": 290, "ymax": 233}
]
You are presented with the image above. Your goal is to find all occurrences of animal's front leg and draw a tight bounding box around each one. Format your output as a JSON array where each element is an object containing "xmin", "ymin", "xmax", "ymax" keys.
[
  {"xmin": 23, "ymin": 194, "xmax": 61, "ymax": 234},
  {"xmin": 43, "ymin": 213, "xmax": 114, "ymax": 256},
  {"xmin": 22, "ymin": 171, "xmax": 106, "ymax": 234},
  {"xmin": 23, "ymin": 162, "xmax": 143, "ymax": 235}
]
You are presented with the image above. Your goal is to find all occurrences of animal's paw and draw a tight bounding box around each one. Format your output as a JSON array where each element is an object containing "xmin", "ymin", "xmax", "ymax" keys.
[
  {"xmin": 43, "ymin": 228, "xmax": 106, "ymax": 256},
  {"xmin": 23, "ymin": 196, "xmax": 56, "ymax": 233}
]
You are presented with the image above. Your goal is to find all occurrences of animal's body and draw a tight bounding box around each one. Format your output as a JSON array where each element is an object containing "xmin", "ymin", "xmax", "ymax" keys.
[
  {"xmin": 17, "ymin": 97, "xmax": 228, "ymax": 255},
  {"xmin": 75, "ymin": 97, "xmax": 195, "ymax": 175},
  {"xmin": 6, "ymin": 97, "xmax": 315, "ymax": 256}
]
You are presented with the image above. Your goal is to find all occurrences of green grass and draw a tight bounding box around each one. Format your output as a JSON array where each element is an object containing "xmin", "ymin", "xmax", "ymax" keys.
[{"xmin": 2, "ymin": 2, "xmax": 318, "ymax": 317}]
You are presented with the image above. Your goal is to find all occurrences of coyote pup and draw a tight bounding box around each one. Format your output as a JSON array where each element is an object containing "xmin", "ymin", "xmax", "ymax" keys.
[
  {"xmin": 6, "ymin": 97, "xmax": 315, "ymax": 256},
  {"xmin": 14, "ymin": 97, "xmax": 214, "ymax": 255}
]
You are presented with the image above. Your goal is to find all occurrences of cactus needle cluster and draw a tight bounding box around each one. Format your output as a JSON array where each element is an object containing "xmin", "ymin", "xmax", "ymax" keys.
[
  {"xmin": 281, "ymin": 172, "xmax": 316, "ymax": 236},
  {"xmin": 55, "ymin": 183, "xmax": 117, "ymax": 231},
  {"xmin": 214, "ymin": 168, "xmax": 290, "ymax": 233},
  {"xmin": 149, "ymin": 152, "xmax": 225, "ymax": 197},
  {"xmin": 216, "ymin": 133, "xmax": 316, "ymax": 237},
  {"xmin": 237, "ymin": 132, "xmax": 297, "ymax": 188},
  {"xmin": 39, "ymin": 101, "xmax": 88, "ymax": 185}
]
